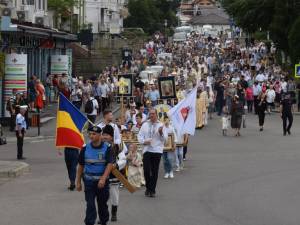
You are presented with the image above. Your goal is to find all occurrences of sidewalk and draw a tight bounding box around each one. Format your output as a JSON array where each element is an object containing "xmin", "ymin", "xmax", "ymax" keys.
[
  {"xmin": 3, "ymin": 102, "xmax": 120, "ymax": 143},
  {"xmin": 0, "ymin": 102, "xmax": 120, "ymax": 181}
]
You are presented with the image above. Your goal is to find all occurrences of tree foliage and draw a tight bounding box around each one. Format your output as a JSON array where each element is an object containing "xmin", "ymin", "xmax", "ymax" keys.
[
  {"xmin": 220, "ymin": 0, "xmax": 300, "ymax": 64},
  {"xmin": 48, "ymin": 0, "xmax": 78, "ymax": 27},
  {"xmin": 124, "ymin": 0, "xmax": 180, "ymax": 34}
]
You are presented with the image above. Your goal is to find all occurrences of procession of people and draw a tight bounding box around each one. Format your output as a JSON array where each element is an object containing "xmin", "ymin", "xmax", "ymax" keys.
[{"xmin": 7, "ymin": 28, "xmax": 299, "ymax": 225}]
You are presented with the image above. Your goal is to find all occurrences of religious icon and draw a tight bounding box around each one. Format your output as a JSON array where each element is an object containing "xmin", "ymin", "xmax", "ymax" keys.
[
  {"xmin": 158, "ymin": 76, "xmax": 176, "ymax": 99},
  {"xmin": 117, "ymin": 74, "xmax": 133, "ymax": 96}
]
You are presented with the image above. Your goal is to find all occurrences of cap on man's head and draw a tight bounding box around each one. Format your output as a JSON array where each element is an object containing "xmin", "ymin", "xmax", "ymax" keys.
[
  {"xmin": 102, "ymin": 125, "xmax": 114, "ymax": 137},
  {"xmin": 87, "ymin": 126, "xmax": 102, "ymax": 134},
  {"xmin": 20, "ymin": 105, "xmax": 28, "ymax": 110}
]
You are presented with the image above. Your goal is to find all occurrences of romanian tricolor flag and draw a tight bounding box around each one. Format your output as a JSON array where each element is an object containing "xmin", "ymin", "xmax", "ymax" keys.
[{"xmin": 55, "ymin": 93, "xmax": 88, "ymax": 149}]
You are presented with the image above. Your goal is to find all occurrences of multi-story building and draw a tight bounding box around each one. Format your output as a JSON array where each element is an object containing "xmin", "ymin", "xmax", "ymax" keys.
[
  {"xmin": 0, "ymin": 0, "xmax": 76, "ymax": 117},
  {"xmin": 78, "ymin": 0, "xmax": 127, "ymax": 34}
]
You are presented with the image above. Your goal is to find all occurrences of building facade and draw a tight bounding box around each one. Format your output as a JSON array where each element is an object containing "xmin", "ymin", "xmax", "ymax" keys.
[
  {"xmin": 0, "ymin": 0, "xmax": 76, "ymax": 117},
  {"xmin": 79, "ymin": 0, "xmax": 127, "ymax": 34}
]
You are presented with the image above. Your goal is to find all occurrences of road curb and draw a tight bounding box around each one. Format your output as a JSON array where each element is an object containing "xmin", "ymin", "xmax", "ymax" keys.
[{"xmin": 0, "ymin": 161, "xmax": 30, "ymax": 178}]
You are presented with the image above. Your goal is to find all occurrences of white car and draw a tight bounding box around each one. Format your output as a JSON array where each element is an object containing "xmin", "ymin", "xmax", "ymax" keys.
[
  {"xmin": 157, "ymin": 53, "xmax": 173, "ymax": 64},
  {"xmin": 173, "ymin": 32, "xmax": 187, "ymax": 42}
]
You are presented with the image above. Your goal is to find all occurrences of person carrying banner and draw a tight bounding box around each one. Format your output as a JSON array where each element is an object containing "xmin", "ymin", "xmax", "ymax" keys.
[{"xmin": 76, "ymin": 126, "xmax": 114, "ymax": 225}]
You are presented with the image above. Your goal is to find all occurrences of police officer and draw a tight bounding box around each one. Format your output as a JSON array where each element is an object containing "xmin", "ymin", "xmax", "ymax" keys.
[
  {"xmin": 280, "ymin": 93, "xmax": 293, "ymax": 136},
  {"xmin": 101, "ymin": 125, "xmax": 127, "ymax": 222},
  {"xmin": 64, "ymin": 147, "xmax": 79, "ymax": 191},
  {"xmin": 76, "ymin": 126, "xmax": 114, "ymax": 225},
  {"xmin": 16, "ymin": 105, "xmax": 27, "ymax": 160}
]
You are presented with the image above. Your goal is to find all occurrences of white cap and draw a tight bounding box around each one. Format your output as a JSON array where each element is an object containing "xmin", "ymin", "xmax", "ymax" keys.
[{"xmin": 20, "ymin": 105, "xmax": 28, "ymax": 110}]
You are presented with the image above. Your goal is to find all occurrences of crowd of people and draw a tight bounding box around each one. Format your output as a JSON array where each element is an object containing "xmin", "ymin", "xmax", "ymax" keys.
[{"xmin": 7, "ymin": 28, "xmax": 299, "ymax": 225}]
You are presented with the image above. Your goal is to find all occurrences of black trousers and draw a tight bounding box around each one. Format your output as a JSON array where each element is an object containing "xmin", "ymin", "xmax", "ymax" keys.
[
  {"xmin": 10, "ymin": 114, "xmax": 16, "ymax": 131},
  {"xmin": 64, "ymin": 148, "xmax": 79, "ymax": 185},
  {"xmin": 282, "ymin": 112, "xmax": 293, "ymax": 134},
  {"xmin": 143, "ymin": 152, "xmax": 162, "ymax": 194},
  {"xmin": 247, "ymin": 100, "xmax": 253, "ymax": 113},
  {"xmin": 254, "ymin": 96, "xmax": 259, "ymax": 114},
  {"xmin": 16, "ymin": 130, "xmax": 24, "ymax": 159},
  {"xmin": 101, "ymin": 97, "xmax": 108, "ymax": 112},
  {"xmin": 84, "ymin": 181, "xmax": 109, "ymax": 225},
  {"xmin": 183, "ymin": 146, "xmax": 188, "ymax": 159},
  {"xmin": 258, "ymin": 110, "xmax": 265, "ymax": 127}
]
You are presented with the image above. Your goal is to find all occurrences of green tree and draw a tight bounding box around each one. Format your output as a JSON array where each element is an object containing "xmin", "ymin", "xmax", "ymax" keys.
[
  {"xmin": 220, "ymin": 0, "xmax": 300, "ymax": 65},
  {"xmin": 48, "ymin": 0, "xmax": 78, "ymax": 28},
  {"xmin": 124, "ymin": 0, "xmax": 180, "ymax": 34}
]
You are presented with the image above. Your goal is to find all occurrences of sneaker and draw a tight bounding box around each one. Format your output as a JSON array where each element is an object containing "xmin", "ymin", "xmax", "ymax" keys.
[
  {"xmin": 180, "ymin": 166, "xmax": 184, "ymax": 171},
  {"xmin": 169, "ymin": 172, "xmax": 174, "ymax": 179},
  {"xmin": 175, "ymin": 167, "xmax": 180, "ymax": 172},
  {"xmin": 164, "ymin": 173, "xmax": 169, "ymax": 179}
]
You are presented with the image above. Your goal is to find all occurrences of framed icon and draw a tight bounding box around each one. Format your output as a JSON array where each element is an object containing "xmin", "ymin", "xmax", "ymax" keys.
[
  {"xmin": 166, "ymin": 99, "xmax": 171, "ymax": 106},
  {"xmin": 123, "ymin": 97, "xmax": 128, "ymax": 105},
  {"xmin": 116, "ymin": 97, "xmax": 120, "ymax": 104},
  {"xmin": 158, "ymin": 76, "xmax": 176, "ymax": 99},
  {"xmin": 130, "ymin": 97, "xmax": 134, "ymax": 103},
  {"xmin": 117, "ymin": 74, "xmax": 133, "ymax": 96},
  {"xmin": 164, "ymin": 134, "xmax": 175, "ymax": 151},
  {"xmin": 174, "ymin": 98, "xmax": 178, "ymax": 105}
]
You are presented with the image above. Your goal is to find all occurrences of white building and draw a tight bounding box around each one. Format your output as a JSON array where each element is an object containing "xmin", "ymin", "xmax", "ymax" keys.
[
  {"xmin": 0, "ymin": 0, "xmax": 52, "ymax": 27},
  {"xmin": 83, "ymin": 0, "xmax": 126, "ymax": 34}
]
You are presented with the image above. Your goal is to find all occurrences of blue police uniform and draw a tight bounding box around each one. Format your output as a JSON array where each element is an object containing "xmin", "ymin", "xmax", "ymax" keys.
[{"xmin": 79, "ymin": 142, "xmax": 113, "ymax": 225}]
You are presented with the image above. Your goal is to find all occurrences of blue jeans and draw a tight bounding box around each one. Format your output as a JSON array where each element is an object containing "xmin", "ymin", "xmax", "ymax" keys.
[
  {"xmin": 163, "ymin": 151, "xmax": 174, "ymax": 174},
  {"xmin": 175, "ymin": 146, "xmax": 183, "ymax": 168},
  {"xmin": 64, "ymin": 148, "xmax": 79, "ymax": 184},
  {"xmin": 84, "ymin": 181, "xmax": 109, "ymax": 225}
]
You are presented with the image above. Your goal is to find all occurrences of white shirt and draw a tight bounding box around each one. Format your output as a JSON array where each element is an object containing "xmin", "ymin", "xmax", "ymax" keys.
[
  {"xmin": 266, "ymin": 89, "xmax": 275, "ymax": 103},
  {"xmin": 97, "ymin": 122, "xmax": 121, "ymax": 145},
  {"xmin": 88, "ymin": 97, "xmax": 99, "ymax": 116},
  {"xmin": 16, "ymin": 113, "xmax": 26, "ymax": 131},
  {"xmin": 138, "ymin": 120, "xmax": 168, "ymax": 154},
  {"xmin": 164, "ymin": 124, "xmax": 177, "ymax": 143},
  {"xmin": 222, "ymin": 116, "xmax": 230, "ymax": 129},
  {"xmin": 99, "ymin": 83, "xmax": 110, "ymax": 98},
  {"xmin": 255, "ymin": 74, "xmax": 266, "ymax": 82}
]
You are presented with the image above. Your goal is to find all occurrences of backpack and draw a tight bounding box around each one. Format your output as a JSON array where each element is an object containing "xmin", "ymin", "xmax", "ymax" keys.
[{"xmin": 85, "ymin": 100, "xmax": 94, "ymax": 114}]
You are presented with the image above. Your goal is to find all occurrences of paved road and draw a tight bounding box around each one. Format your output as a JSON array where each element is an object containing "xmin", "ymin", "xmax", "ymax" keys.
[{"xmin": 0, "ymin": 113, "xmax": 300, "ymax": 225}]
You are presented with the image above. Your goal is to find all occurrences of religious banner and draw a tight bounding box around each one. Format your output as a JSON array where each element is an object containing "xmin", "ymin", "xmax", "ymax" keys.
[
  {"xmin": 51, "ymin": 55, "xmax": 69, "ymax": 76},
  {"xmin": 4, "ymin": 53, "xmax": 27, "ymax": 116}
]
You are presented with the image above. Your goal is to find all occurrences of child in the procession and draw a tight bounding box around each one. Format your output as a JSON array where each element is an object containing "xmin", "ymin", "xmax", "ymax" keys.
[
  {"xmin": 127, "ymin": 143, "xmax": 144, "ymax": 188},
  {"xmin": 102, "ymin": 125, "xmax": 127, "ymax": 223},
  {"xmin": 222, "ymin": 111, "xmax": 230, "ymax": 136},
  {"xmin": 163, "ymin": 117, "xmax": 176, "ymax": 178}
]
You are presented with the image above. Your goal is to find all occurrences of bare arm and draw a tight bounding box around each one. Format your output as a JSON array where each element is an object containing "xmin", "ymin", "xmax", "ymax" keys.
[
  {"xmin": 98, "ymin": 163, "xmax": 113, "ymax": 189},
  {"xmin": 76, "ymin": 165, "xmax": 84, "ymax": 191}
]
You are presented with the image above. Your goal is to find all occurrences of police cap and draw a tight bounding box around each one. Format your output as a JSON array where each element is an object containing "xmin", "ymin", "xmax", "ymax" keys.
[{"xmin": 87, "ymin": 126, "xmax": 102, "ymax": 134}]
